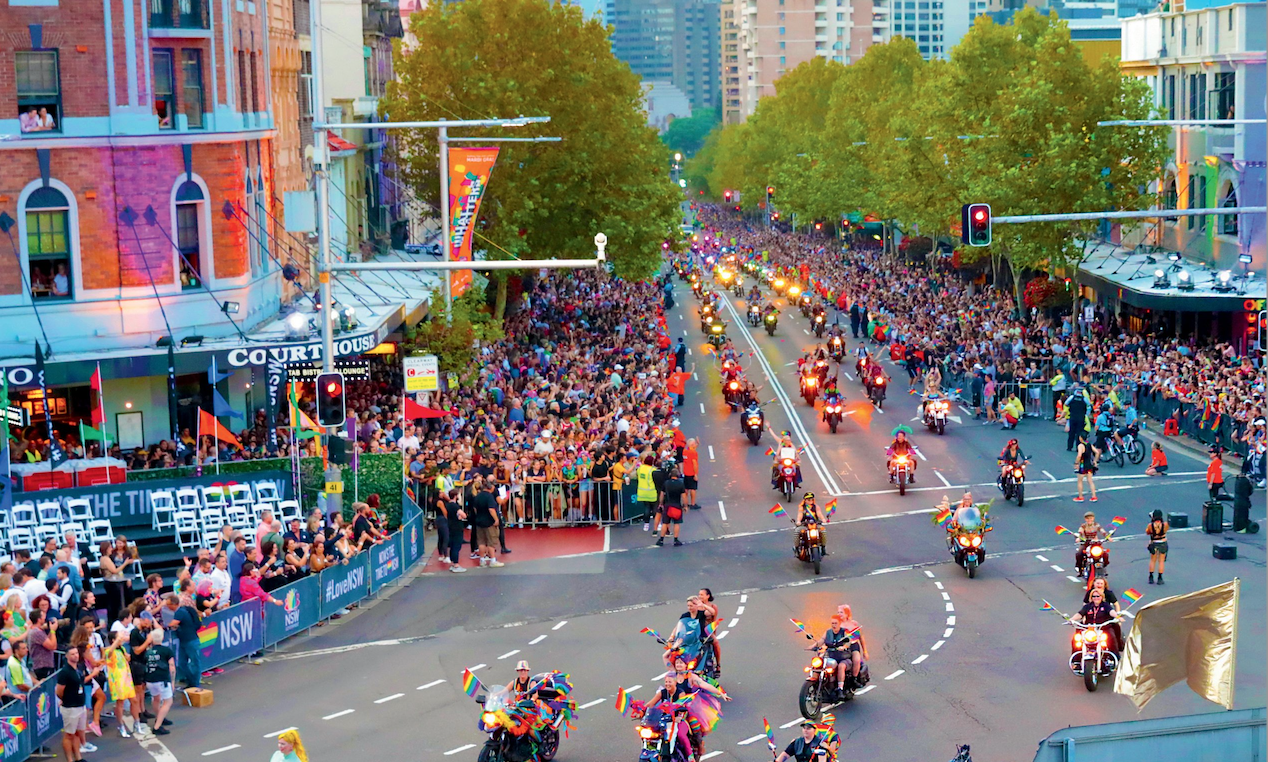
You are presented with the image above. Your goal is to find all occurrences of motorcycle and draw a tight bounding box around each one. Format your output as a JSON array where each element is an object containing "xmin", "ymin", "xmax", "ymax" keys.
[
  {"xmin": 723, "ymin": 379, "xmax": 743, "ymax": 410},
  {"xmin": 630, "ymin": 702, "xmax": 693, "ymax": 762},
  {"xmin": 868, "ymin": 374, "xmax": 887, "ymax": 410},
  {"xmin": 889, "ymin": 452, "xmax": 913, "ymax": 496},
  {"xmin": 707, "ymin": 321, "xmax": 727, "ymax": 348},
  {"xmin": 812, "ymin": 313, "xmax": 826, "ymax": 338},
  {"xmin": 923, "ymin": 397, "xmax": 949, "ymax": 435},
  {"xmin": 772, "ymin": 277, "xmax": 788, "ymax": 295},
  {"xmin": 732, "ymin": 280, "xmax": 744, "ymax": 298},
  {"xmin": 799, "ymin": 294, "xmax": 813, "ymax": 317},
  {"xmin": 475, "ymin": 686, "xmax": 561, "ymax": 762},
  {"xmin": 747, "ymin": 305, "xmax": 762, "ymax": 326},
  {"xmin": 828, "ymin": 337, "xmax": 845, "ymax": 363},
  {"xmin": 1067, "ymin": 619, "xmax": 1121, "ymax": 692},
  {"xmin": 777, "ymin": 458, "xmax": 800, "ymax": 502},
  {"xmin": 800, "ymin": 374, "xmax": 819, "ymax": 405},
  {"xmin": 744, "ymin": 410, "xmax": 764, "ymax": 445},
  {"xmin": 1076, "ymin": 538, "xmax": 1110, "ymax": 586},
  {"xmin": 796, "ymin": 518, "xmax": 827, "ymax": 575},
  {"xmin": 822, "ymin": 395, "xmax": 844, "ymax": 434},
  {"xmin": 999, "ymin": 461, "xmax": 1027, "ymax": 506},
  {"xmin": 947, "ymin": 527, "xmax": 989, "ymax": 578},
  {"xmin": 764, "ymin": 312, "xmax": 778, "ymax": 336},
  {"xmin": 797, "ymin": 644, "xmax": 870, "ymax": 720}
]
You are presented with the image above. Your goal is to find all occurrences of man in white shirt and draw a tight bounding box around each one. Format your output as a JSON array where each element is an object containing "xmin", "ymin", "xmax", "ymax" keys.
[
  {"xmin": 21, "ymin": 573, "xmax": 48, "ymax": 610},
  {"xmin": 396, "ymin": 424, "xmax": 420, "ymax": 453},
  {"xmin": 52, "ymin": 263, "xmax": 69, "ymax": 297},
  {"xmin": 208, "ymin": 554, "xmax": 231, "ymax": 608},
  {"xmin": 0, "ymin": 574, "xmax": 23, "ymax": 613},
  {"xmin": 532, "ymin": 430, "xmax": 554, "ymax": 456}
]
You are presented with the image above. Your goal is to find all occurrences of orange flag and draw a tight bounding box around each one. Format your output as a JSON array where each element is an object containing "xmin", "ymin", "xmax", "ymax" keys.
[{"xmin": 198, "ymin": 408, "xmax": 241, "ymax": 448}]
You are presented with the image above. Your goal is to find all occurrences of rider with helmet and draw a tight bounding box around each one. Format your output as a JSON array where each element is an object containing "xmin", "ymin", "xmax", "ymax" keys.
[
  {"xmin": 795, "ymin": 492, "xmax": 827, "ymax": 554},
  {"xmin": 998, "ymin": 438, "xmax": 1028, "ymax": 481},
  {"xmin": 1093, "ymin": 402, "xmax": 1115, "ymax": 454},
  {"xmin": 886, "ymin": 430, "xmax": 918, "ymax": 482}
]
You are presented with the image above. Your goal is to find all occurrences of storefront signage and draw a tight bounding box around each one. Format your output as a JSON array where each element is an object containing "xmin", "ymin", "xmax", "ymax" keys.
[
  {"xmin": 226, "ymin": 333, "xmax": 379, "ymax": 368},
  {"xmin": 286, "ymin": 360, "xmax": 371, "ymax": 381},
  {"xmin": 5, "ymin": 406, "xmax": 28, "ymax": 427}
]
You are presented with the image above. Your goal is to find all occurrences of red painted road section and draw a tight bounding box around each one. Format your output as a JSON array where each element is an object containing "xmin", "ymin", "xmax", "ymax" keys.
[{"xmin": 423, "ymin": 526, "xmax": 606, "ymax": 570}]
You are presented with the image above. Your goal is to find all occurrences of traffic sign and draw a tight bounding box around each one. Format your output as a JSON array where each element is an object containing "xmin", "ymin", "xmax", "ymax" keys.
[{"xmin": 404, "ymin": 355, "xmax": 439, "ymax": 392}]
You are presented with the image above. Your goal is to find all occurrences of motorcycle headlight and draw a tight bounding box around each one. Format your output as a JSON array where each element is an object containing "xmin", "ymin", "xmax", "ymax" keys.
[
  {"xmin": 1099, "ymin": 633, "xmax": 1109, "ymax": 645},
  {"xmin": 729, "ymin": 382, "xmax": 738, "ymax": 390},
  {"xmin": 807, "ymin": 378, "xmax": 817, "ymax": 385},
  {"xmin": 748, "ymin": 417, "xmax": 760, "ymax": 425},
  {"xmin": 766, "ymin": 315, "xmax": 775, "ymax": 321},
  {"xmin": 1013, "ymin": 469, "xmax": 1024, "ymax": 478},
  {"xmin": 815, "ymin": 316, "xmax": 824, "ymax": 322},
  {"xmin": 638, "ymin": 727, "xmax": 659, "ymax": 740},
  {"xmin": 809, "ymin": 530, "xmax": 819, "ymax": 538},
  {"xmin": 896, "ymin": 456, "xmax": 907, "ymax": 464},
  {"xmin": 783, "ymin": 459, "xmax": 794, "ymax": 466},
  {"xmin": 482, "ymin": 712, "xmax": 498, "ymax": 726},
  {"xmin": 1090, "ymin": 545, "xmax": 1103, "ymax": 557},
  {"xmin": 970, "ymin": 535, "xmax": 982, "ymax": 547},
  {"xmin": 712, "ymin": 325, "xmax": 723, "ymax": 333},
  {"xmin": 1083, "ymin": 630, "xmax": 1099, "ymax": 644},
  {"xmin": 811, "ymin": 657, "xmax": 824, "ymax": 668},
  {"xmin": 958, "ymin": 535, "xmax": 970, "ymax": 547}
]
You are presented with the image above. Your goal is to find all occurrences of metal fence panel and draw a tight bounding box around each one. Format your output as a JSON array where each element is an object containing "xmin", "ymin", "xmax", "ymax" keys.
[
  {"xmin": 319, "ymin": 553, "xmax": 370, "ymax": 618},
  {"xmin": 263, "ymin": 574, "xmax": 322, "ymax": 647},
  {"xmin": 26, "ymin": 674, "xmax": 61, "ymax": 750},
  {"xmin": 369, "ymin": 532, "xmax": 404, "ymax": 593}
]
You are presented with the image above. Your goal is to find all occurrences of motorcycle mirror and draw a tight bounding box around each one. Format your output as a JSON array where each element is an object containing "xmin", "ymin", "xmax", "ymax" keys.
[{"xmin": 476, "ymin": 695, "xmax": 488, "ymax": 704}]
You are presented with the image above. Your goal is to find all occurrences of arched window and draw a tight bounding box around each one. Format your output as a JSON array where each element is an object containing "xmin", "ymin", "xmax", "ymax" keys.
[
  {"xmin": 1220, "ymin": 184, "xmax": 1238, "ymax": 236},
  {"xmin": 1162, "ymin": 176, "xmax": 1178, "ymax": 211},
  {"xmin": 175, "ymin": 180, "xmax": 205, "ymax": 289},
  {"xmin": 24, "ymin": 186, "xmax": 72, "ymax": 301}
]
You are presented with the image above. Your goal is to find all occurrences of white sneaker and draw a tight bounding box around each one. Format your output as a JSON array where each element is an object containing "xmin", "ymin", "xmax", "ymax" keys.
[
  {"xmin": 81, "ymin": 743, "xmax": 99, "ymax": 753},
  {"xmin": 450, "ymin": 564, "xmax": 467, "ymax": 573},
  {"xmin": 135, "ymin": 723, "xmax": 150, "ymax": 736},
  {"xmin": 479, "ymin": 557, "xmax": 489, "ymax": 567},
  {"xmin": 488, "ymin": 560, "xmax": 505, "ymax": 568},
  {"xmin": 643, "ymin": 522, "xmax": 650, "ymax": 531}
]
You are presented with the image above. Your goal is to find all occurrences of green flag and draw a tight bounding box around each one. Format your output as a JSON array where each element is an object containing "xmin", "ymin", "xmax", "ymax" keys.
[
  {"xmin": 287, "ymin": 383, "xmax": 320, "ymax": 440},
  {"xmin": 80, "ymin": 423, "xmax": 111, "ymax": 443}
]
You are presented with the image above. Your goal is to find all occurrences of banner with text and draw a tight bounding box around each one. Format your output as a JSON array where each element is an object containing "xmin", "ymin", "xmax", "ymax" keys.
[
  {"xmin": 402, "ymin": 515, "xmax": 424, "ymax": 569},
  {"xmin": 319, "ymin": 554, "xmax": 370, "ymax": 618},
  {"xmin": 195, "ymin": 600, "xmax": 264, "ymax": 671},
  {"xmin": 0, "ymin": 698, "xmax": 28, "ymax": 762},
  {"xmin": 263, "ymin": 574, "xmax": 321, "ymax": 647},
  {"xmin": 370, "ymin": 533, "xmax": 404, "ymax": 593},
  {"xmin": 446, "ymin": 146, "xmax": 499, "ymax": 299},
  {"xmin": 26, "ymin": 677, "xmax": 61, "ymax": 751}
]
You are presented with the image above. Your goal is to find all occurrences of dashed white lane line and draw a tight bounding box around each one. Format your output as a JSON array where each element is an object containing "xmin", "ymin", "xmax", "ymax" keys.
[
  {"xmin": 445, "ymin": 744, "xmax": 477, "ymax": 756},
  {"xmin": 735, "ymin": 605, "xmax": 746, "ymax": 615},
  {"xmin": 934, "ymin": 582, "xmax": 944, "ymax": 590},
  {"xmin": 579, "ymin": 698, "xmax": 606, "ymax": 709},
  {"xmin": 417, "ymin": 679, "xmax": 446, "ymax": 691},
  {"xmin": 717, "ymin": 630, "xmax": 730, "ymax": 640},
  {"xmin": 1067, "ymin": 575, "xmax": 1082, "ymax": 584},
  {"xmin": 1035, "ymin": 554, "xmax": 1049, "ymax": 562},
  {"xmin": 323, "ymin": 709, "xmax": 355, "ymax": 720},
  {"xmin": 202, "ymin": 745, "xmax": 241, "ymax": 756},
  {"xmin": 843, "ymin": 372, "xmax": 853, "ymax": 381},
  {"xmin": 911, "ymin": 654, "xmax": 928, "ymax": 665},
  {"xmin": 940, "ymin": 592, "xmax": 950, "ymax": 601},
  {"xmin": 264, "ymin": 727, "xmax": 298, "ymax": 738},
  {"xmin": 924, "ymin": 570, "xmax": 935, "ymax": 578},
  {"xmin": 654, "ymin": 671, "xmax": 671, "ymax": 681},
  {"xmin": 719, "ymin": 500, "xmax": 728, "ymax": 521},
  {"xmin": 688, "ymin": 348, "xmax": 693, "ymax": 356},
  {"xmin": 914, "ymin": 447, "xmax": 926, "ymax": 461},
  {"xmin": 944, "ymin": 628, "xmax": 954, "ymax": 638},
  {"xmin": 740, "ymin": 594, "xmax": 748, "ymax": 603},
  {"xmin": 803, "ymin": 329, "xmax": 810, "ymax": 335},
  {"xmin": 469, "ymin": 663, "xmax": 488, "ymax": 671},
  {"xmin": 729, "ymin": 618, "xmax": 740, "ymax": 628},
  {"xmin": 701, "ymin": 752, "xmax": 725, "ymax": 760},
  {"xmin": 700, "ymin": 403, "xmax": 707, "ymax": 414},
  {"xmin": 375, "ymin": 693, "xmax": 405, "ymax": 704},
  {"xmin": 1050, "ymin": 565, "xmax": 1065, "ymax": 572},
  {"xmin": 739, "ymin": 734, "xmax": 768, "ymax": 745},
  {"xmin": 780, "ymin": 718, "xmax": 804, "ymax": 729},
  {"xmin": 856, "ymin": 685, "xmax": 875, "ymax": 695},
  {"xmin": 1043, "ymin": 470, "xmax": 1057, "ymax": 482},
  {"xmin": 627, "ymin": 684, "xmax": 644, "ymax": 693},
  {"xmin": 947, "ymin": 616, "xmax": 956, "ymax": 625},
  {"xmin": 945, "ymin": 602, "xmax": 954, "ymax": 612},
  {"xmin": 884, "ymin": 670, "xmax": 905, "ymax": 680},
  {"xmin": 936, "ymin": 471, "xmax": 952, "ymax": 487},
  {"xmin": 708, "ymin": 446, "xmax": 716, "ymax": 461},
  {"xmin": 931, "ymin": 640, "xmax": 945, "ymax": 651},
  {"xmin": 498, "ymin": 649, "xmax": 521, "ymax": 660},
  {"xmin": 553, "ymin": 621, "xmax": 568, "ymax": 631},
  {"xmin": 693, "ymin": 372, "xmax": 699, "ymax": 381},
  {"xmin": 529, "ymin": 635, "xmax": 547, "ymax": 645}
]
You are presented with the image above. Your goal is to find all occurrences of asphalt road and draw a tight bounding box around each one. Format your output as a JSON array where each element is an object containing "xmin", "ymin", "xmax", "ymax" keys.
[{"xmin": 95, "ymin": 274, "xmax": 1264, "ymax": 762}]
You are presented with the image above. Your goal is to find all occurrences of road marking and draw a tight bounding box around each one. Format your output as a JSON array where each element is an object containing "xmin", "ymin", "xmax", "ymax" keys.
[
  {"xmin": 884, "ymin": 670, "xmax": 905, "ymax": 680},
  {"xmin": 1050, "ymin": 565, "xmax": 1064, "ymax": 572},
  {"xmin": 924, "ymin": 570, "xmax": 935, "ymax": 578},
  {"xmin": 945, "ymin": 602, "xmax": 954, "ymax": 612},
  {"xmin": 729, "ymin": 618, "xmax": 740, "ymax": 628},
  {"xmin": 701, "ymin": 752, "xmax": 724, "ymax": 760},
  {"xmin": 579, "ymin": 698, "xmax": 606, "ymax": 709},
  {"xmin": 959, "ymin": 405, "xmax": 974, "ymax": 418},
  {"xmin": 693, "ymin": 372, "xmax": 699, "ymax": 381},
  {"xmin": 688, "ymin": 348, "xmax": 692, "ymax": 356},
  {"xmin": 874, "ymin": 404, "xmax": 886, "ymax": 415},
  {"xmin": 740, "ymin": 594, "xmax": 748, "ymax": 603},
  {"xmin": 946, "ymin": 616, "xmax": 956, "ymax": 625},
  {"xmin": 856, "ymin": 685, "xmax": 875, "ymax": 695},
  {"xmin": 1067, "ymin": 575, "xmax": 1083, "ymax": 584},
  {"xmin": 1035, "ymin": 555, "xmax": 1048, "ymax": 562},
  {"xmin": 700, "ymin": 403, "xmax": 706, "ymax": 414},
  {"xmin": 654, "ymin": 671, "xmax": 670, "ymax": 680},
  {"xmin": 498, "ymin": 649, "xmax": 521, "ymax": 660},
  {"xmin": 803, "ymin": 329, "xmax": 810, "ymax": 335},
  {"xmin": 735, "ymin": 605, "xmax": 745, "ymax": 615},
  {"xmin": 708, "ymin": 446, "xmax": 716, "ymax": 461},
  {"xmin": 375, "ymin": 693, "xmax": 404, "ymax": 704},
  {"xmin": 717, "ymin": 630, "xmax": 730, "ymax": 640},
  {"xmin": 469, "ymin": 663, "xmax": 487, "ymax": 671},
  {"xmin": 843, "ymin": 372, "xmax": 853, "ymax": 381},
  {"xmin": 1043, "ymin": 470, "xmax": 1057, "ymax": 482},
  {"xmin": 931, "ymin": 640, "xmax": 945, "ymax": 651},
  {"xmin": 911, "ymin": 654, "xmax": 928, "ymax": 665},
  {"xmin": 934, "ymin": 582, "xmax": 944, "ymax": 590},
  {"xmin": 323, "ymin": 709, "xmax": 355, "ymax": 720},
  {"xmin": 202, "ymin": 746, "xmax": 241, "ymax": 756},
  {"xmin": 941, "ymin": 592, "xmax": 950, "ymax": 601},
  {"xmin": 936, "ymin": 471, "xmax": 952, "ymax": 487},
  {"xmin": 264, "ymin": 728, "xmax": 298, "ymax": 738},
  {"xmin": 445, "ymin": 744, "xmax": 477, "ymax": 756},
  {"xmin": 553, "ymin": 621, "xmax": 568, "ymax": 631},
  {"xmin": 944, "ymin": 628, "xmax": 954, "ymax": 638},
  {"xmin": 530, "ymin": 635, "xmax": 547, "ymax": 645},
  {"xmin": 627, "ymin": 685, "xmax": 643, "ymax": 693},
  {"xmin": 739, "ymin": 734, "xmax": 768, "ymax": 745},
  {"xmin": 718, "ymin": 500, "xmax": 728, "ymax": 521},
  {"xmin": 780, "ymin": 718, "xmax": 806, "ymax": 729}
]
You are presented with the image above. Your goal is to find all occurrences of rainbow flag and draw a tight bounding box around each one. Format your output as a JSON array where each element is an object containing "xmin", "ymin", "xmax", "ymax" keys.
[
  {"xmin": 790, "ymin": 618, "xmax": 806, "ymax": 632},
  {"xmin": 770, "ymin": 504, "xmax": 788, "ymax": 517},
  {"xmin": 705, "ymin": 620, "xmax": 719, "ymax": 637},
  {"xmin": 615, "ymin": 687, "xmax": 631, "ymax": 716},
  {"xmin": 1121, "ymin": 588, "xmax": 1143, "ymax": 605},
  {"xmin": 2, "ymin": 718, "xmax": 27, "ymax": 733},
  {"xmin": 765, "ymin": 446, "xmax": 776, "ymax": 457},
  {"xmin": 639, "ymin": 627, "xmax": 662, "ymax": 641},
  {"xmin": 763, "ymin": 718, "xmax": 776, "ymax": 750},
  {"xmin": 824, "ymin": 498, "xmax": 838, "ymax": 518},
  {"xmin": 1055, "ymin": 525, "xmax": 1074, "ymax": 536},
  {"xmin": 1041, "ymin": 601, "xmax": 1054, "ymax": 611},
  {"xmin": 933, "ymin": 507, "xmax": 953, "ymax": 528},
  {"xmin": 461, "ymin": 668, "xmax": 482, "ymax": 697},
  {"xmin": 1111, "ymin": 516, "xmax": 1126, "ymax": 527}
]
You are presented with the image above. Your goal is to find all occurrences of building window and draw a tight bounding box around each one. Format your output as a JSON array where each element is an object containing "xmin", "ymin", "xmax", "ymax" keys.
[
  {"xmin": 24, "ymin": 187, "xmax": 73, "ymax": 301},
  {"xmin": 175, "ymin": 181, "xmax": 206, "ymax": 289},
  {"xmin": 779, "ymin": 26, "xmax": 785, "ymax": 34},
  {"xmin": 1221, "ymin": 186, "xmax": 1238, "ymax": 235},
  {"xmin": 1214, "ymin": 71, "xmax": 1235, "ymax": 119},
  {"xmin": 1166, "ymin": 75, "xmax": 1176, "ymax": 120},
  {"xmin": 249, "ymin": 52, "xmax": 260, "ymax": 115},
  {"xmin": 153, "ymin": 49, "xmax": 175, "ymax": 129},
  {"xmin": 237, "ymin": 49, "xmax": 248, "ymax": 113},
  {"xmin": 1187, "ymin": 176, "xmax": 1197, "ymax": 229},
  {"xmin": 1162, "ymin": 177, "xmax": 1178, "ymax": 210},
  {"xmin": 780, "ymin": 41, "xmax": 786, "ymax": 49},
  {"xmin": 1197, "ymin": 175, "xmax": 1208, "ymax": 230},
  {"xmin": 182, "ymin": 50, "xmax": 204, "ymax": 129},
  {"xmin": 15, "ymin": 51, "xmax": 61, "ymax": 134}
]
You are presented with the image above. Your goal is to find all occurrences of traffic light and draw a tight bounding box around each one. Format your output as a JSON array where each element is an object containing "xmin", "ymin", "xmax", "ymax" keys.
[
  {"xmin": 315, "ymin": 372, "xmax": 346, "ymax": 427},
  {"xmin": 724, "ymin": 190, "xmax": 733, "ymax": 203},
  {"xmin": 961, "ymin": 203, "xmax": 992, "ymax": 247},
  {"xmin": 814, "ymin": 222, "xmax": 823, "ymax": 231},
  {"xmin": 772, "ymin": 212, "xmax": 780, "ymax": 221},
  {"xmin": 327, "ymin": 433, "xmax": 348, "ymax": 465},
  {"xmin": 766, "ymin": 186, "xmax": 775, "ymax": 197}
]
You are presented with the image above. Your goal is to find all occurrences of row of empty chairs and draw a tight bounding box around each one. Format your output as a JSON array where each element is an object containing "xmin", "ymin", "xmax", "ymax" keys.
[
  {"xmin": 147, "ymin": 483, "xmax": 301, "ymax": 551},
  {"xmin": 0, "ymin": 496, "xmax": 116, "ymax": 555}
]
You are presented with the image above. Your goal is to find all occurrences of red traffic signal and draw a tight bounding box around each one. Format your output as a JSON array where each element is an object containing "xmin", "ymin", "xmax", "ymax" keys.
[
  {"xmin": 724, "ymin": 190, "xmax": 733, "ymax": 202},
  {"xmin": 315, "ymin": 371, "xmax": 346, "ymax": 427},
  {"xmin": 961, "ymin": 203, "xmax": 992, "ymax": 247},
  {"xmin": 766, "ymin": 186, "xmax": 775, "ymax": 196}
]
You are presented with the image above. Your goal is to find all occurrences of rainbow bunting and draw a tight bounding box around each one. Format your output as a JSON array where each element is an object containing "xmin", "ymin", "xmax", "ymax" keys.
[
  {"xmin": 1041, "ymin": 601, "xmax": 1054, "ymax": 611},
  {"xmin": 1110, "ymin": 516, "xmax": 1126, "ymax": 527},
  {"xmin": 763, "ymin": 718, "xmax": 777, "ymax": 750},
  {"xmin": 790, "ymin": 618, "xmax": 806, "ymax": 632},
  {"xmin": 461, "ymin": 668, "xmax": 482, "ymax": 698},
  {"xmin": 1055, "ymin": 525, "xmax": 1074, "ymax": 536},
  {"xmin": 824, "ymin": 498, "xmax": 837, "ymax": 518},
  {"xmin": 769, "ymin": 504, "xmax": 788, "ymax": 517},
  {"xmin": 614, "ymin": 687, "xmax": 631, "ymax": 716},
  {"xmin": 1121, "ymin": 588, "xmax": 1143, "ymax": 605}
]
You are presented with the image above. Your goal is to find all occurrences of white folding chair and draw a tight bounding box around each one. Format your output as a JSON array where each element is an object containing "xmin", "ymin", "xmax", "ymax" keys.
[
  {"xmin": 33, "ymin": 525, "xmax": 59, "ymax": 547},
  {"xmin": 0, "ymin": 508, "xmax": 12, "ymax": 535},
  {"xmin": 239, "ymin": 527, "xmax": 257, "ymax": 546},
  {"xmin": 87, "ymin": 519, "xmax": 115, "ymax": 546},
  {"xmin": 227, "ymin": 504, "xmax": 252, "ymax": 530},
  {"xmin": 276, "ymin": 500, "xmax": 303, "ymax": 524},
  {"xmin": 174, "ymin": 511, "xmax": 200, "ymax": 551},
  {"xmin": 64, "ymin": 498, "xmax": 94, "ymax": 525},
  {"xmin": 198, "ymin": 506, "xmax": 227, "ymax": 535},
  {"xmin": 175, "ymin": 487, "xmax": 202, "ymax": 514},
  {"xmin": 10, "ymin": 503, "xmax": 36, "ymax": 529},
  {"xmin": 150, "ymin": 490, "xmax": 177, "ymax": 532},
  {"xmin": 35, "ymin": 500, "xmax": 63, "ymax": 527},
  {"xmin": 254, "ymin": 482, "xmax": 281, "ymax": 504},
  {"xmin": 200, "ymin": 486, "xmax": 229, "ymax": 512},
  {"xmin": 8, "ymin": 528, "xmax": 36, "ymax": 553},
  {"xmin": 201, "ymin": 530, "xmax": 221, "ymax": 550},
  {"xmin": 228, "ymin": 484, "xmax": 254, "ymax": 507},
  {"xmin": 60, "ymin": 522, "xmax": 86, "ymax": 540}
]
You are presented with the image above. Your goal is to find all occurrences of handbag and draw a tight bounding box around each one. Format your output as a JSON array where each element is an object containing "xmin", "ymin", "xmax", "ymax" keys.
[{"xmin": 666, "ymin": 506, "xmax": 683, "ymax": 520}]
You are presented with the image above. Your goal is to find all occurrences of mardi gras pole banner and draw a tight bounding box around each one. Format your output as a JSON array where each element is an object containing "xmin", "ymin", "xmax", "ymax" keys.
[{"xmin": 447, "ymin": 146, "xmax": 500, "ymax": 299}]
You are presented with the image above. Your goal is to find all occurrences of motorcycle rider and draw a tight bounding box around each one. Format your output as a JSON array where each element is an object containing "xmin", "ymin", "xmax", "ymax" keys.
[
  {"xmin": 1074, "ymin": 510, "xmax": 1108, "ymax": 575},
  {"xmin": 664, "ymin": 597, "xmax": 707, "ymax": 668},
  {"xmin": 1068, "ymin": 587, "xmax": 1120, "ymax": 655},
  {"xmin": 741, "ymin": 398, "xmax": 765, "ymax": 435},
  {"xmin": 698, "ymin": 588, "xmax": 722, "ymax": 677},
  {"xmin": 834, "ymin": 604, "xmax": 868, "ymax": 683},
  {"xmin": 810, "ymin": 616, "xmax": 856, "ymax": 699},
  {"xmin": 1081, "ymin": 577, "xmax": 1125, "ymax": 657},
  {"xmin": 998, "ymin": 438, "xmax": 1028, "ymax": 485},
  {"xmin": 507, "ymin": 660, "xmax": 535, "ymax": 697},
  {"xmin": 748, "ymin": 284, "xmax": 761, "ymax": 303},
  {"xmin": 886, "ymin": 430, "xmax": 918, "ymax": 482},
  {"xmin": 795, "ymin": 492, "xmax": 828, "ymax": 552},
  {"xmin": 775, "ymin": 722, "xmax": 824, "ymax": 762}
]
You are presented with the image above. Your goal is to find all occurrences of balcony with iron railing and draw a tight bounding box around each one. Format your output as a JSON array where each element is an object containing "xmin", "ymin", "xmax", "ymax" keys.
[{"xmin": 149, "ymin": 0, "xmax": 209, "ymax": 30}]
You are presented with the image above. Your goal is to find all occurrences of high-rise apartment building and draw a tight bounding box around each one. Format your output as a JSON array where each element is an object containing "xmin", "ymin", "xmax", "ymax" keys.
[{"xmin": 607, "ymin": 0, "xmax": 721, "ymax": 112}]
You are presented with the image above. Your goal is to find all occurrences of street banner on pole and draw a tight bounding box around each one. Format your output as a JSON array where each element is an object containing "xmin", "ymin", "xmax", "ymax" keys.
[
  {"xmin": 446, "ymin": 147, "xmax": 499, "ymax": 299},
  {"xmin": 33, "ymin": 343, "xmax": 66, "ymax": 468}
]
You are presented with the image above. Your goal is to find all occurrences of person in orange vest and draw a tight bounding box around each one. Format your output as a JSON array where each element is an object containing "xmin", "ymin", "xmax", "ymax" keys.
[{"xmin": 671, "ymin": 423, "xmax": 687, "ymax": 461}]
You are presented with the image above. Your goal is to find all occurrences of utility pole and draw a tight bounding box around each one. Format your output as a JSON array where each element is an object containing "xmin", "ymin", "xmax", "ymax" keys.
[{"xmin": 438, "ymin": 123, "xmax": 451, "ymax": 319}]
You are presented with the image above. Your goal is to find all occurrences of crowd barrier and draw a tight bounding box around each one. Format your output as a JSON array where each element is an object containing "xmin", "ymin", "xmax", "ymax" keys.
[
  {"xmin": 1135, "ymin": 391, "xmax": 1250, "ymax": 457},
  {"xmin": 412, "ymin": 480, "xmax": 650, "ymax": 528},
  {"xmin": 0, "ymin": 502, "xmax": 427, "ymax": 762}
]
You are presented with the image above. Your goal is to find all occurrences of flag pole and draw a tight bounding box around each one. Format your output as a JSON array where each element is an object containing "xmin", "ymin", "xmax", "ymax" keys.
[
  {"xmin": 195, "ymin": 408, "xmax": 202, "ymax": 477},
  {"xmin": 97, "ymin": 362, "xmax": 110, "ymax": 484}
]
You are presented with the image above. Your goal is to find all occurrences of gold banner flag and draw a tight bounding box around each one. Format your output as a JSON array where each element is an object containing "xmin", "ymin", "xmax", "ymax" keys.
[{"xmin": 1114, "ymin": 578, "xmax": 1239, "ymax": 710}]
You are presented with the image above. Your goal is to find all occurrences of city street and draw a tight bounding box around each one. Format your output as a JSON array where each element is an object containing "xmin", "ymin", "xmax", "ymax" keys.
[{"xmin": 97, "ymin": 277, "xmax": 1265, "ymax": 762}]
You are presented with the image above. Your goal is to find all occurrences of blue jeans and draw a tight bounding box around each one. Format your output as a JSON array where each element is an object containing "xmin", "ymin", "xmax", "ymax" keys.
[{"xmin": 177, "ymin": 638, "xmax": 201, "ymax": 688}]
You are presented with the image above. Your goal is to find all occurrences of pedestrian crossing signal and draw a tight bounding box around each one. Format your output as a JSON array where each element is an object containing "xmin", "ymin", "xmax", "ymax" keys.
[{"xmin": 961, "ymin": 203, "xmax": 991, "ymax": 247}]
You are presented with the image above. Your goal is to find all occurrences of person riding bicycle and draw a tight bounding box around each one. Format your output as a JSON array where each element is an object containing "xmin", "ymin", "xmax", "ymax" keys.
[
  {"xmin": 886, "ymin": 430, "xmax": 918, "ymax": 482},
  {"xmin": 1093, "ymin": 402, "xmax": 1116, "ymax": 454}
]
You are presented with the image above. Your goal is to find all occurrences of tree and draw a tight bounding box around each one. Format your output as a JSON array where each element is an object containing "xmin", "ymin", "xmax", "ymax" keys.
[
  {"xmin": 662, "ymin": 108, "xmax": 719, "ymax": 158},
  {"xmin": 384, "ymin": 0, "xmax": 681, "ymax": 282}
]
